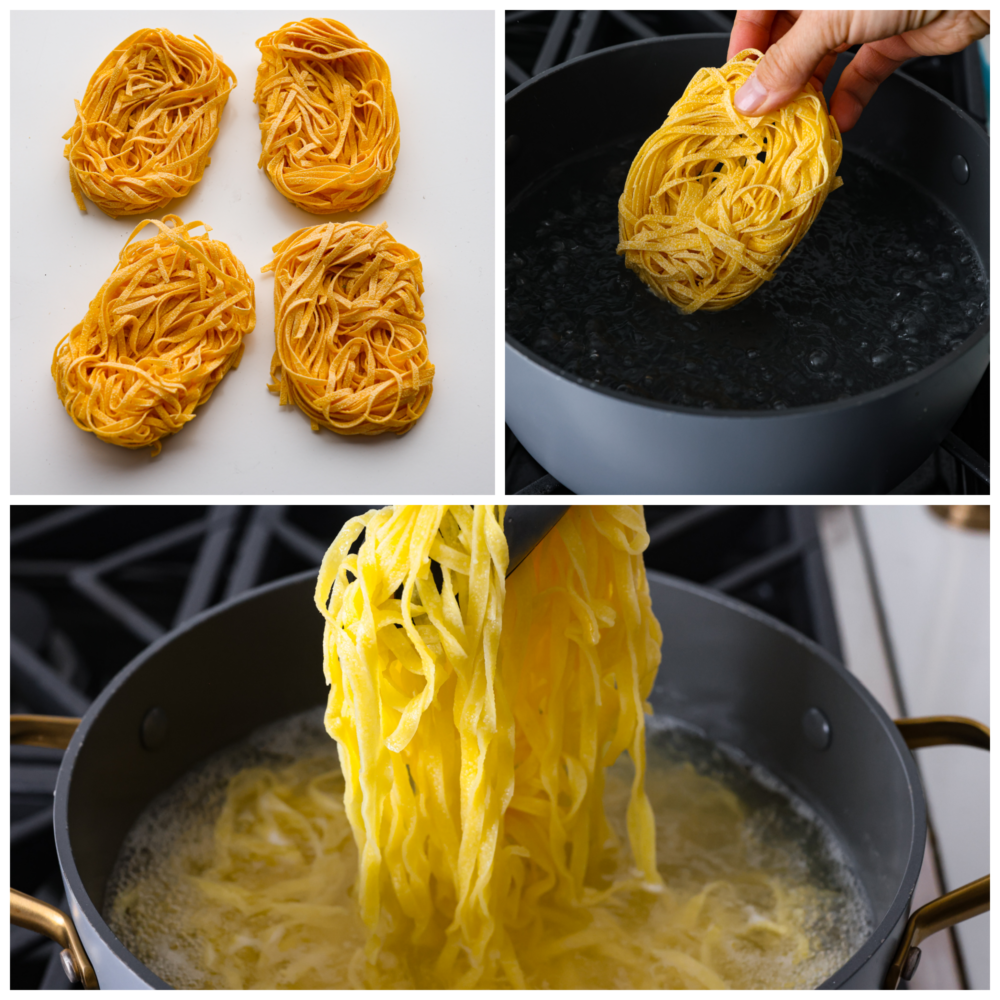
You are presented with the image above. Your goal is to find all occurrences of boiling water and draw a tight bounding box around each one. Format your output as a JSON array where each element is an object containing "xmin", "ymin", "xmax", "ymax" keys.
[
  {"xmin": 507, "ymin": 140, "xmax": 987, "ymax": 409},
  {"xmin": 105, "ymin": 710, "xmax": 873, "ymax": 989}
]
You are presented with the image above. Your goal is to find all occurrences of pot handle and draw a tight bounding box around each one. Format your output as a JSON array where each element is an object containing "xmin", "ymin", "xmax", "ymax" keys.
[
  {"xmin": 885, "ymin": 715, "xmax": 990, "ymax": 989},
  {"xmin": 10, "ymin": 714, "xmax": 97, "ymax": 988},
  {"xmin": 11, "ymin": 888, "xmax": 99, "ymax": 988}
]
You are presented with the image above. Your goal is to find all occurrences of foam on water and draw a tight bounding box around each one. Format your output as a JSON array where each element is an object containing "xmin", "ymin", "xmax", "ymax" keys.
[
  {"xmin": 507, "ymin": 139, "xmax": 988, "ymax": 410},
  {"xmin": 105, "ymin": 708, "xmax": 874, "ymax": 988},
  {"xmin": 103, "ymin": 707, "xmax": 338, "ymax": 989}
]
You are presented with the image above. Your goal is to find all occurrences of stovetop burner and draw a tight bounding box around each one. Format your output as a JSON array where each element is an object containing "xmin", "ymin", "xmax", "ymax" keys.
[{"xmin": 505, "ymin": 11, "xmax": 990, "ymax": 495}]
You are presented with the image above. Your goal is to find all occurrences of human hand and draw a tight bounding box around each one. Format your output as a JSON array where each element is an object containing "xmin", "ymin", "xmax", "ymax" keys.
[{"xmin": 728, "ymin": 10, "xmax": 990, "ymax": 131}]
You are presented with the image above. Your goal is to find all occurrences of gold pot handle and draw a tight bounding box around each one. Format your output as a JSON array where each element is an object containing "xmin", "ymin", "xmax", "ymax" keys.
[
  {"xmin": 885, "ymin": 716, "xmax": 990, "ymax": 988},
  {"xmin": 10, "ymin": 714, "xmax": 97, "ymax": 988},
  {"xmin": 11, "ymin": 888, "xmax": 99, "ymax": 988},
  {"xmin": 11, "ymin": 713, "xmax": 81, "ymax": 750}
]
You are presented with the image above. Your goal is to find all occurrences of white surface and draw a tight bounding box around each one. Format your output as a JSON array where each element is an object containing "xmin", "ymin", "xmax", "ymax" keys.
[
  {"xmin": 11, "ymin": 11, "xmax": 495, "ymax": 496},
  {"xmin": 860, "ymin": 505, "xmax": 989, "ymax": 990}
]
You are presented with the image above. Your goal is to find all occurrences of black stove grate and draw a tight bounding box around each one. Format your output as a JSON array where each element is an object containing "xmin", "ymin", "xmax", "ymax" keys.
[
  {"xmin": 505, "ymin": 11, "xmax": 989, "ymax": 495},
  {"xmin": 10, "ymin": 503, "xmax": 840, "ymax": 988}
]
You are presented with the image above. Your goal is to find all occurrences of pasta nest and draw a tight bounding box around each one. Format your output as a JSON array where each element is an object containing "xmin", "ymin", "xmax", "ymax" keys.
[
  {"xmin": 52, "ymin": 215, "xmax": 255, "ymax": 456},
  {"xmin": 63, "ymin": 28, "xmax": 236, "ymax": 218},
  {"xmin": 264, "ymin": 222, "xmax": 433, "ymax": 435},
  {"xmin": 617, "ymin": 49, "xmax": 843, "ymax": 313},
  {"xmin": 254, "ymin": 19, "xmax": 400, "ymax": 214}
]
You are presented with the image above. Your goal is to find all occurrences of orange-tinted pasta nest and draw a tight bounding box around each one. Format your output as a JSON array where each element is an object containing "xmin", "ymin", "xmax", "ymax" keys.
[
  {"xmin": 254, "ymin": 18, "xmax": 400, "ymax": 214},
  {"xmin": 52, "ymin": 215, "xmax": 255, "ymax": 456},
  {"xmin": 64, "ymin": 28, "xmax": 236, "ymax": 217},
  {"xmin": 617, "ymin": 49, "xmax": 843, "ymax": 313},
  {"xmin": 264, "ymin": 222, "xmax": 433, "ymax": 435}
]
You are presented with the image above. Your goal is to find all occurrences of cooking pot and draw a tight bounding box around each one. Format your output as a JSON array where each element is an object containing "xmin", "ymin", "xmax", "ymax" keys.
[
  {"xmin": 505, "ymin": 35, "xmax": 990, "ymax": 493},
  {"xmin": 10, "ymin": 568, "xmax": 989, "ymax": 988}
]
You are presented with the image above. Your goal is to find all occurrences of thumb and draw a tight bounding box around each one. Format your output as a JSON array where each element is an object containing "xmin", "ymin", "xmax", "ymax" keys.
[{"xmin": 735, "ymin": 11, "xmax": 848, "ymax": 115}]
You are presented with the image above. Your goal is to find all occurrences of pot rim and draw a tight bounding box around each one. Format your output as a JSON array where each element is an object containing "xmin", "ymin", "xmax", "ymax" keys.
[
  {"xmin": 52, "ymin": 567, "xmax": 927, "ymax": 989},
  {"xmin": 505, "ymin": 32, "xmax": 990, "ymax": 420}
]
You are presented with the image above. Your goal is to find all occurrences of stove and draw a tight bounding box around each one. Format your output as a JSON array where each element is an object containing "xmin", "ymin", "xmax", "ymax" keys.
[
  {"xmin": 505, "ymin": 11, "xmax": 990, "ymax": 495},
  {"xmin": 10, "ymin": 504, "xmax": 981, "ymax": 988}
]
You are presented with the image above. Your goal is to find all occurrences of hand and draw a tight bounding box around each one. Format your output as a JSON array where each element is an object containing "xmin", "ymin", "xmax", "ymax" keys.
[{"xmin": 728, "ymin": 10, "xmax": 990, "ymax": 131}]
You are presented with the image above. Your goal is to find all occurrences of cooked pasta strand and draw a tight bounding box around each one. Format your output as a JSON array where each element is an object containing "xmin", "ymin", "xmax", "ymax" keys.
[
  {"xmin": 617, "ymin": 49, "xmax": 843, "ymax": 313},
  {"xmin": 263, "ymin": 222, "xmax": 433, "ymax": 436},
  {"xmin": 52, "ymin": 215, "xmax": 255, "ymax": 455},
  {"xmin": 315, "ymin": 505, "xmax": 662, "ymax": 986},
  {"xmin": 64, "ymin": 28, "xmax": 236, "ymax": 217},
  {"xmin": 255, "ymin": 18, "xmax": 400, "ymax": 214}
]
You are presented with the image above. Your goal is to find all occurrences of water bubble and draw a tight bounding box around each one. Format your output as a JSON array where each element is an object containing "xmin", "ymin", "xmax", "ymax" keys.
[
  {"xmin": 871, "ymin": 348, "xmax": 892, "ymax": 366},
  {"xmin": 808, "ymin": 350, "xmax": 830, "ymax": 371}
]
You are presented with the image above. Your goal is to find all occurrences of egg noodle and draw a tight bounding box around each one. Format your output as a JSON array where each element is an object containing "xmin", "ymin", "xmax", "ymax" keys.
[
  {"xmin": 263, "ymin": 222, "xmax": 433, "ymax": 436},
  {"xmin": 107, "ymin": 505, "xmax": 860, "ymax": 988},
  {"xmin": 52, "ymin": 215, "xmax": 255, "ymax": 456},
  {"xmin": 255, "ymin": 19, "xmax": 400, "ymax": 214},
  {"xmin": 64, "ymin": 28, "xmax": 236, "ymax": 217},
  {"xmin": 617, "ymin": 49, "xmax": 843, "ymax": 313},
  {"xmin": 314, "ymin": 505, "xmax": 661, "ymax": 987}
]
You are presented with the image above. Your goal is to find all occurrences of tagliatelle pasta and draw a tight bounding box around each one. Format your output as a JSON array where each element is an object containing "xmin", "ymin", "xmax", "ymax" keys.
[
  {"xmin": 617, "ymin": 49, "xmax": 843, "ymax": 313},
  {"xmin": 64, "ymin": 28, "xmax": 236, "ymax": 217},
  {"xmin": 52, "ymin": 215, "xmax": 255, "ymax": 456},
  {"xmin": 315, "ymin": 505, "xmax": 662, "ymax": 987},
  {"xmin": 263, "ymin": 221, "xmax": 433, "ymax": 436},
  {"xmin": 255, "ymin": 18, "xmax": 400, "ymax": 214}
]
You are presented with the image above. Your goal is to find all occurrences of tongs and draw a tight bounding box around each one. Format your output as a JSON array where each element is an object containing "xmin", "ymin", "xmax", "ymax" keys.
[{"xmin": 505, "ymin": 506, "xmax": 570, "ymax": 577}]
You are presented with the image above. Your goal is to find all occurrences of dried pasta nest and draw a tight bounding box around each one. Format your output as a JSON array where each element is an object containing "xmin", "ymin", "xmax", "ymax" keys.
[
  {"xmin": 52, "ymin": 215, "xmax": 255, "ymax": 456},
  {"xmin": 255, "ymin": 18, "xmax": 400, "ymax": 214},
  {"xmin": 617, "ymin": 49, "xmax": 843, "ymax": 313},
  {"xmin": 264, "ymin": 222, "xmax": 433, "ymax": 436},
  {"xmin": 64, "ymin": 28, "xmax": 236, "ymax": 217}
]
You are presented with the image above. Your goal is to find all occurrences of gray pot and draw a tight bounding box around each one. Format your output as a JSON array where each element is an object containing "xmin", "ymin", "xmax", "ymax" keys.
[
  {"xmin": 11, "ymin": 569, "xmax": 989, "ymax": 987},
  {"xmin": 505, "ymin": 36, "xmax": 990, "ymax": 493}
]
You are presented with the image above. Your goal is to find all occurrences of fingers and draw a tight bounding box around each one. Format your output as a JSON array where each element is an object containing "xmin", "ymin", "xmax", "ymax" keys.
[
  {"xmin": 735, "ymin": 10, "xmax": 851, "ymax": 115},
  {"xmin": 728, "ymin": 10, "xmax": 778, "ymax": 60},
  {"xmin": 829, "ymin": 39, "xmax": 911, "ymax": 132}
]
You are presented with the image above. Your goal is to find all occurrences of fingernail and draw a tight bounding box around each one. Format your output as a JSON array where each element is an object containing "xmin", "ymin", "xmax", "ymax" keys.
[{"xmin": 735, "ymin": 73, "xmax": 767, "ymax": 114}]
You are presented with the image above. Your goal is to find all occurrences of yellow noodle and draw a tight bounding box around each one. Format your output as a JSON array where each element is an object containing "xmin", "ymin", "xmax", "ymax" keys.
[
  {"xmin": 255, "ymin": 18, "xmax": 400, "ymax": 214},
  {"xmin": 314, "ymin": 505, "xmax": 661, "ymax": 986},
  {"xmin": 52, "ymin": 215, "xmax": 255, "ymax": 456},
  {"xmin": 64, "ymin": 28, "xmax": 236, "ymax": 217},
  {"xmin": 262, "ymin": 222, "xmax": 433, "ymax": 436},
  {"xmin": 617, "ymin": 49, "xmax": 843, "ymax": 313}
]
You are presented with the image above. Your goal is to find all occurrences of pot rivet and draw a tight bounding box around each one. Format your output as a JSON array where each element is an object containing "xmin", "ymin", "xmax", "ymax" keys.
[
  {"xmin": 59, "ymin": 949, "xmax": 79, "ymax": 984},
  {"xmin": 901, "ymin": 946, "xmax": 922, "ymax": 981},
  {"xmin": 802, "ymin": 707, "xmax": 831, "ymax": 750},
  {"xmin": 950, "ymin": 154, "xmax": 970, "ymax": 184},
  {"xmin": 506, "ymin": 135, "xmax": 521, "ymax": 163},
  {"xmin": 140, "ymin": 706, "xmax": 168, "ymax": 750}
]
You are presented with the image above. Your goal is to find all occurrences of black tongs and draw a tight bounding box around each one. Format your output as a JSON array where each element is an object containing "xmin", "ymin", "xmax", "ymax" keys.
[{"xmin": 505, "ymin": 506, "xmax": 570, "ymax": 577}]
